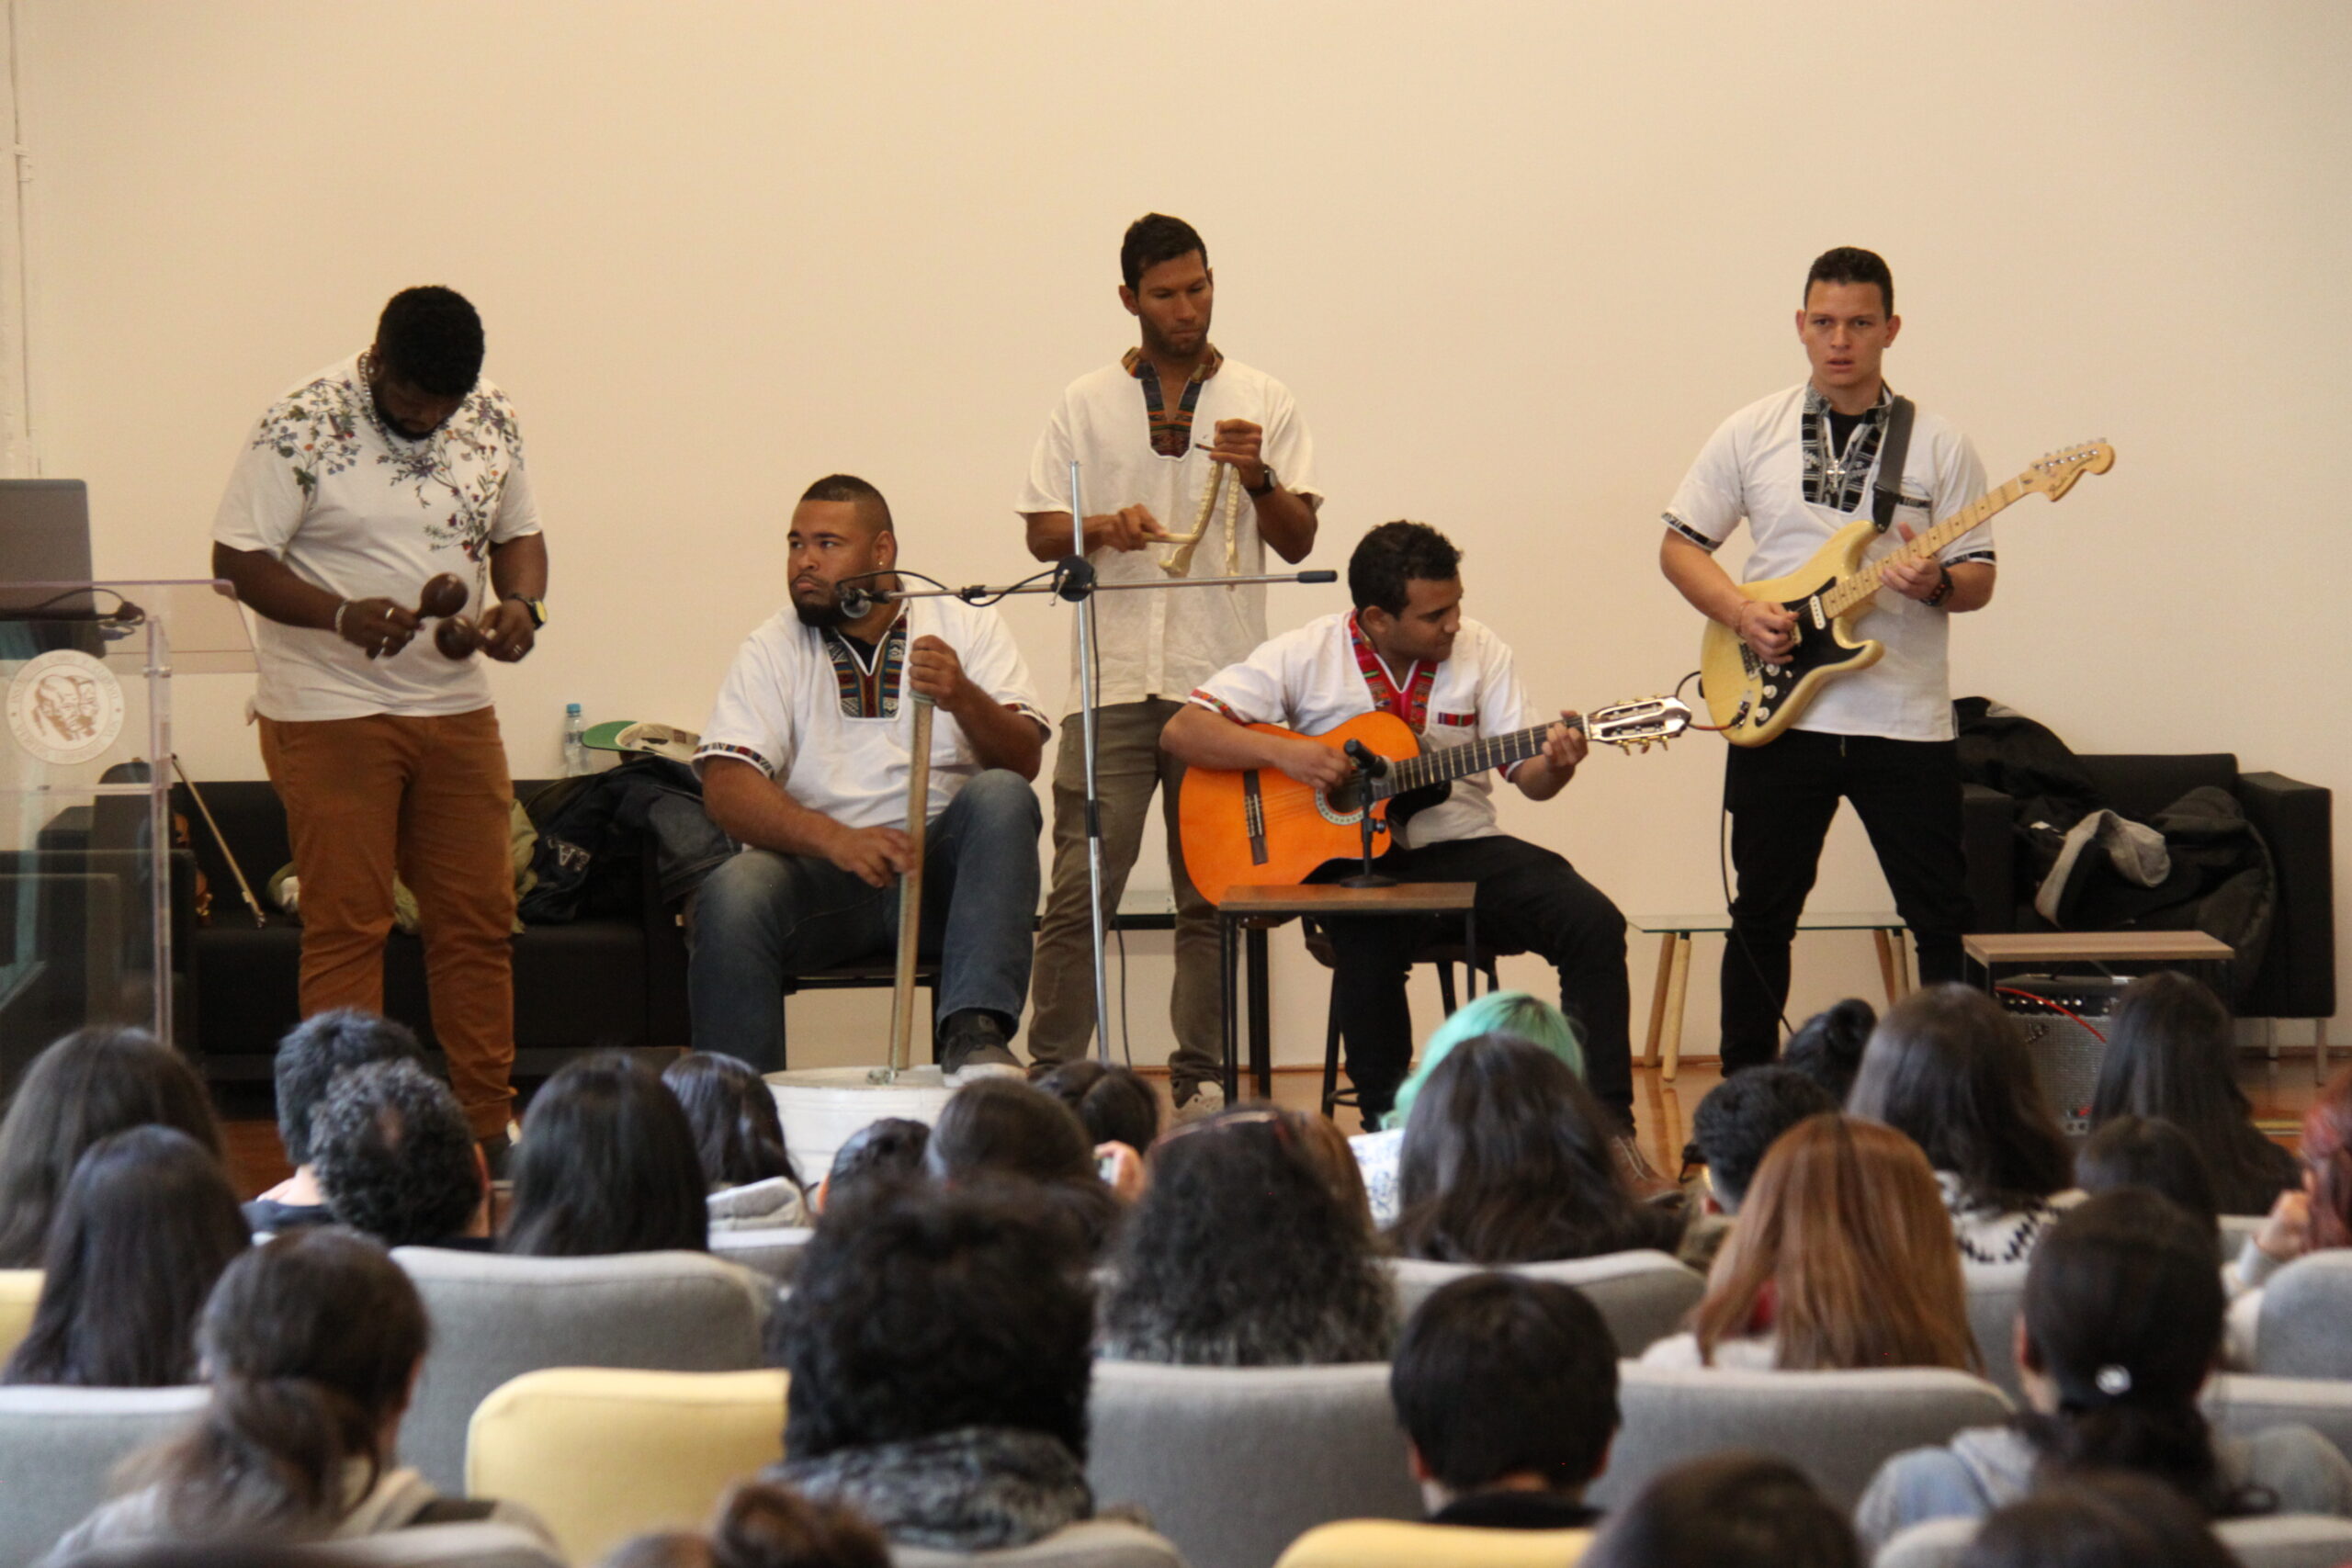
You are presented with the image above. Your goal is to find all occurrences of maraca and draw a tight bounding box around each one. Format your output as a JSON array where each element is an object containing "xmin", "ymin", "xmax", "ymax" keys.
[
  {"xmin": 416, "ymin": 573, "xmax": 479, "ymax": 659},
  {"xmin": 435, "ymin": 616, "xmax": 481, "ymax": 659}
]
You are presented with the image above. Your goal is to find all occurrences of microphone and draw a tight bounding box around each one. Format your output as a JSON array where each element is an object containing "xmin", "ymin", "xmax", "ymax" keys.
[
  {"xmin": 1343, "ymin": 738, "xmax": 1387, "ymax": 779},
  {"xmin": 1298, "ymin": 570, "xmax": 1338, "ymax": 584},
  {"xmin": 836, "ymin": 582, "xmax": 876, "ymax": 619}
]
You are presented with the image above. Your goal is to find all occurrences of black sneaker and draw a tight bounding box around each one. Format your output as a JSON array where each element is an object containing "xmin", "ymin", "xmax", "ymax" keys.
[{"xmin": 939, "ymin": 1010, "xmax": 1022, "ymax": 1084}]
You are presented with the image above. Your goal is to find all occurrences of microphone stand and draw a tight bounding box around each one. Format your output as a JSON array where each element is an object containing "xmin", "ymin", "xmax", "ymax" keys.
[{"xmin": 837, "ymin": 460, "xmax": 1338, "ymax": 1064}]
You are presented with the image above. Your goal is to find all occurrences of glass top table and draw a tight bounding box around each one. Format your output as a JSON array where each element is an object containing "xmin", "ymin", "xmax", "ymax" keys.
[{"xmin": 1628, "ymin": 909, "xmax": 1909, "ymax": 1082}]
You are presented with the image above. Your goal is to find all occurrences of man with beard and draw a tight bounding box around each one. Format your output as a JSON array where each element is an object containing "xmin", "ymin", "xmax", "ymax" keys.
[
  {"xmin": 1017, "ymin": 212, "xmax": 1323, "ymax": 1118},
  {"xmin": 690, "ymin": 474, "xmax": 1048, "ymax": 1076}
]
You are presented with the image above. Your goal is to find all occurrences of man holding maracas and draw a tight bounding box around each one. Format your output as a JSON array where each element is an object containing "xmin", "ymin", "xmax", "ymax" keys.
[{"xmin": 211, "ymin": 286, "xmax": 548, "ymax": 1158}]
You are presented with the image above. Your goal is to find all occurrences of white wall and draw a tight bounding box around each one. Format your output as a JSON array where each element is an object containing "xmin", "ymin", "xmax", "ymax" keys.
[{"xmin": 17, "ymin": 1, "xmax": 2348, "ymax": 1070}]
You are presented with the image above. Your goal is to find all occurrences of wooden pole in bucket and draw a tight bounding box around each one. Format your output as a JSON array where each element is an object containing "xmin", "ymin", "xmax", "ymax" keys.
[{"xmin": 885, "ymin": 694, "xmax": 935, "ymax": 1078}]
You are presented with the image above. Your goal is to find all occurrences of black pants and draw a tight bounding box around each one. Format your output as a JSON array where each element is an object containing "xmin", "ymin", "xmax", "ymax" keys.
[
  {"xmin": 1314, "ymin": 833, "xmax": 1633, "ymax": 1131},
  {"xmin": 1721, "ymin": 730, "xmax": 1973, "ymax": 1072}
]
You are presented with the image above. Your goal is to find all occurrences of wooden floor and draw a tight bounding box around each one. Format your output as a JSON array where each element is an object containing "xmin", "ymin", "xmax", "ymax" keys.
[{"xmin": 217, "ymin": 1051, "xmax": 2329, "ymax": 1200}]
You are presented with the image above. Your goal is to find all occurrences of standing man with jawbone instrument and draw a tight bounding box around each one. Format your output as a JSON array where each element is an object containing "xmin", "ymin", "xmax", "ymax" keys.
[
  {"xmin": 1017, "ymin": 213, "xmax": 1325, "ymax": 1119},
  {"xmin": 1658, "ymin": 247, "xmax": 1996, "ymax": 1077},
  {"xmin": 209, "ymin": 286, "xmax": 548, "ymax": 1160}
]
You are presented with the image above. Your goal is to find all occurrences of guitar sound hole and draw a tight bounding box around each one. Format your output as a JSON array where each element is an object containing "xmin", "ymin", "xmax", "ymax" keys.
[{"xmin": 1324, "ymin": 778, "xmax": 1365, "ymax": 816}]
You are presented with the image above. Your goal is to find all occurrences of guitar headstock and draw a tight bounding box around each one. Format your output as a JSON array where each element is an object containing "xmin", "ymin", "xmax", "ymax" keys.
[
  {"xmin": 2024, "ymin": 439, "xmax": 2116, "ymax": 501},
  {"xmin": 1586, "ymin": 696, "xmax": 1693, "ymax": 754}
]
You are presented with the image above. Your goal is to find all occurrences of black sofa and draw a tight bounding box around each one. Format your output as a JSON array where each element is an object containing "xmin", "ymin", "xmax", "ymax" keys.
[
  {"xmin": 1960, "ymin": 752, "xmax": 2335, "ymax": 1021},
  {"xmin": 167, "ymin": 778, "xmax": 692, "ymax": 1082}
]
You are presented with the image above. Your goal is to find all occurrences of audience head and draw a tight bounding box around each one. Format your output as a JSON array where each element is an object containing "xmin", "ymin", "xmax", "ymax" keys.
[
  {"xmin": 0, "ymin": 1025, "xmax": 221, "ymax": 1268},
  {"xmin": 269, "ymin": 1009, "xmax": 424, "ymax": 1172},
  {"xmin": 1693, "ymin": 1113, "xmax": 1973, "ymax": 1371},
  {"xmin": 778, "ymin": 1182, "xmax": 1092, "ymax": 1462},
  {"xmin": 2, "ymin": 1126, "xmax": 247, "ymax": 1388},
  {"xmin": 2298, "ymin": 1066, "xmax": 2352, "ymax": 1250},
  {"xmin": 1288, "ymin": 1105, "xmax": 1375, "ymax": 1231},
  {"xmin": 925, "ymin": 1077, "xmax": 1118, "ymax": 1254},
  {"xmin": 1385, "ymin": 989, "xmax": 1584, "ymax": 1132},
  {"xmin": 817, "ymin": 1118, "xmax": 929, "ymax": 1217},
  {"xmin": 1393, "ymin": 1033, "xmax": 1666, "ymax": 1265},
  {"xmin": 1578, "ymin": 1451, "xmax": 1862, "ymax": 1568},
  {"xmin": 1690, "ymin": 1066, "xmax": 1838, "ymax": 1213},
  {"xmin": 1031, "ymin": 1060, "xmax": 1159, "ymax": 1156},
  {"xmin": 2016, "ymin": 1188, "xmax": 2232, "ymax": 1510},
  {"xmin": 1849, "ymin": 985, "xmax": 2073, "ymax": 1213},
  {"xmin": 2076, "ymin": 1114, "xmax": 2219, "ymax": 1235},
  {"xmin": 598, "ymin": 1480, "xmax": 889, "ymax": 1568},
  {"xmin": 663, "ymin": 1053, "xmax": 802, "ymax": 1192},
  {"xmin": 1956, "ymin": 1472, "xmax": 2238, "ymax": 1568},
  {"xmin": 504, "ymin": 1052, "xmax": 708, "ymax": 1257},
  {"xmin": 1392, "ymin": 1274, "xmax": 1619, "ymax": 1507},
  {"xmin": 1101, "ymin": 1108, "xmax": 1392, "ymax": 1366},
  {"xmin": 311, "ymin": 1060, "xmax": 487, "ymax": 1248},
  {"xmin": 1780, "ymin": 998, "xmax": 1875, "ymax": 1103},
  {"xmin": 2091, "ymin": 972, "xmax": 2291, "ymax": 1213},
  {"xmin": 130, "ymin": 1228, "xmax": 429, "ymax": 1535}
]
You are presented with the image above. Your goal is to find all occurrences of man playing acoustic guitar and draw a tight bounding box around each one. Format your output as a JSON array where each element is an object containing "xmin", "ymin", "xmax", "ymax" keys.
[
  {"xmin": 1658, "ymin": 247, "xmax": 1995, "ymax": 1075},
  {"xmin": 1163, "ymin": 522, "xmax": 1646, "ymax": 1171}
]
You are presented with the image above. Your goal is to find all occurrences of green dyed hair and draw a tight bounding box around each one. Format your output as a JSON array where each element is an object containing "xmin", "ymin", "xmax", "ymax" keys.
[{"xmin": 1383, "ymin": 991, "xmax": 1585, "ymax": 1131}]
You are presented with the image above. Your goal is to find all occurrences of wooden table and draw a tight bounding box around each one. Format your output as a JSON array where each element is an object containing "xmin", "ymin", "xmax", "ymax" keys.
[
  {"xmin": 1216, "ymin": 883, "xmax": 1480, "ymax": 1103},
  {"xmin": 1962, "ymin": 930, "xmax": 2235, "ymax": 994},
  {"xmin": 1628, "ymin": 910, "xmax": 1911, "ymax": 1083}
]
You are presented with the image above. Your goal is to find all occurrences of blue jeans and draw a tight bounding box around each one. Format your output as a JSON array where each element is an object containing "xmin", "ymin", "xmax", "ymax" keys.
[{"xmin": 686, "ymin": 770, "xmax": 1043, "ymax": 1071}]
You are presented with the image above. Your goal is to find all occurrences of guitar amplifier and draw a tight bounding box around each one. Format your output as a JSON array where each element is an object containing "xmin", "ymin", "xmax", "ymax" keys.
[{"xmin": 1997, "ymin": 976, "xmax": 2130, "ymax": 1138}]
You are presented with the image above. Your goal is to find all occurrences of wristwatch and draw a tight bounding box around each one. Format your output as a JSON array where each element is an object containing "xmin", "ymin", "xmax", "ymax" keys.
[
  {"xmin": 518, "ymin": 597, "xmax": 549, "ymax": 628},
  {"xmin": 1246, "ymin": 464, "xmax": 1280, "ymax": 498}
]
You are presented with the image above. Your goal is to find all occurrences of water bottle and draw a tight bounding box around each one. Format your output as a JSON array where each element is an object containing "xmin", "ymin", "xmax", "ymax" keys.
[{"xmin": 561, "ymin": 703, "xmax": 590, "ymax": 776}]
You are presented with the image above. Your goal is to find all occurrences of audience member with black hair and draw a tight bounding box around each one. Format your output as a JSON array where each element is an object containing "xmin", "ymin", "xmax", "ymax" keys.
[
  {"xmin": 1690, "ymin": 1065, "xmax": 1837, "ymax": 1217},
  {"xmin": 245, "ymin": 1009, "xmax": 425, "ymax": 1235},
  {"xmin": 814, "ymin": 1118, "xmax": 930, "ymax": 1218},
  {"xmin": 42, "ymin": 1229, "xmax": 548, "ymax": 1558},
  {"xmin": 2076, "ymin": 1113, "xmax": 2220, "ymax": 1235},
  {"xmin": 1577, "ymin": 1451, "xmax": 1861, "ymax": 1568},
  {"xmin": 503, "ymin": 1053, "xmax": 709, "ymax": 1257},
  {"xmin": 1779, "ymin": 997, "xmax": 1875, "ymax": 1102},
  {"xmin": 924, "ymin": 1077, "xmax": 1121, "ymax": 1256},
  {"xmin": 664, "ymin": 1053, "xmax": 809, "ymax": 1231},
  {"xmin": 766, "ymin": 1183, "xmax": 1098, "ymax": 1551},
  {"xmin": 1645, "ymin": 1115, "xmax": 1974, "ymax": 1371},
  {"xmin": 1849, "ymin": 985, "xmax": 2080, "ymax": 1265},
  {"xmin": 310, "ymin": 1060, "xmax": 490, "ymax": 1249},
  {"xmin": 1032, "ymin": 1059, "xmax": 1159, "ymax": 1157},
  {"xmin": 596, "ymin": 1480, "xmax": 888, "ymax": 1568},
  {"xmin": 1390, "ymin": 1035, "xmax": 1681, "ymax": 1264},
  {"xmin": 2090, "ymin": 972, "xmax": 2301, "ymax": 1215},
  {"xmin": 3, "ymin": 1126, "xmax": 247, "ymax": 1388},
  {"xmin": 0, "ymin": 1025, "xmax": 222, "ymax": 1268},
  {"xmin": 1099, "ymin": 1108, "xmax": 1391, "ymax": 1365},
  {"xmin": 1855, "ymin": 1188, "xmax": 2352, "ymax": 1550},
  {"xmin": 1391, "ymin": 1274, "xmax": 1617, "ymax": 1529},
  {"xmin": 1952, "ymin": 1472, "xmax": 2240, "ymax": 1568}
]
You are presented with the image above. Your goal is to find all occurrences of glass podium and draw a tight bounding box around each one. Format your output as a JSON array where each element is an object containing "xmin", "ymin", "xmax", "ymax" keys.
[{"xmin": 0, "ymin": 581, "xmax": 253, "ymax": 1077}]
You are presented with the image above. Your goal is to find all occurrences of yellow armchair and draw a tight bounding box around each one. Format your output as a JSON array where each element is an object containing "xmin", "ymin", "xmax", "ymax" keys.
[
  {"xmin": 1276, "ymin": 1518, "xmax": 1592, "ymax": 1568},
  {"xmin": 0, "ymin": 1270, "xmax": 40, "ymax": 1366}
]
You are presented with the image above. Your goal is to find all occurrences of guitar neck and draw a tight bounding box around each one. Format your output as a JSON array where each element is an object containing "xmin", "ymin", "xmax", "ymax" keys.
[
  {"xmin": 1378, "ymin": 718, "xmax": 1575, "ymax": 796},
  {"xmin": 1821, "ymin": 473, "xmax": 2032, "ymax": 616}
]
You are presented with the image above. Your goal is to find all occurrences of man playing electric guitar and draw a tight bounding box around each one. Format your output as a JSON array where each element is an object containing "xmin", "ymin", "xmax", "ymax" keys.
[
  {"xmin": 1163, "ymin": 522, "xmax": 1648, "ymax": 1177},
  {"xmin": 1658, "ymin": 246, "xmax": 1995, "ymax": 1075}
]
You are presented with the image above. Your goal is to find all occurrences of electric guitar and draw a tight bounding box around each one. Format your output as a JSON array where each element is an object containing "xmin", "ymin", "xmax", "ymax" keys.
[
  {"xmin": 1178, "ymin": 698, "xmax": 1691, "ymax": 906},
  {"xmin": 1699, "ymin": 439, "xmax": 2115, "ymax": 747}
]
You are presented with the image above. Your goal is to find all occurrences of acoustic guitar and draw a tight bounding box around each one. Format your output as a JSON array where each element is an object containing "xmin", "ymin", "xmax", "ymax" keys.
[
  {"xmin": 1698, "ymin": 439, "xmax": 2115, "ymax": 747},
  {"xmin": 1178, "ymin": 698, "xmax": 1691, "ymax": 907}
]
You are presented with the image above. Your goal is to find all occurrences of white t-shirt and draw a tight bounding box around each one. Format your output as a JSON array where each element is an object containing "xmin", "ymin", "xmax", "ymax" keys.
[
  {"xmin": 1016, "ymin": 350, "xmax": 1323, "ymax": 711},
  {"xmin": 1188, "ymin": 611, "xmax": 1537, "ymax": 852},
  {"xmin": 695, "ymin": 595, "xmax": 1047, "ymax": 833},
  {"xmin": 1663, "ymin": 383, "xmax": 1991, "ymax": 742},
  {"xmin": 211, "ymin": 354, "xmax": 543, "ymax": 721}
]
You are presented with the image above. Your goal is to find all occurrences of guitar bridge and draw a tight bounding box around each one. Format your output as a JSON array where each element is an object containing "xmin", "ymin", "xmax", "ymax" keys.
[{"xmin": 1241, "ymin": 772, "xmax": 1269, "ymax": 866}]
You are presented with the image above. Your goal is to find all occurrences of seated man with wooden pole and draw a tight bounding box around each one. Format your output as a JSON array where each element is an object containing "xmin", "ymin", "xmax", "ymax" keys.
[{"xmin": 690, "ymin": 474, "xmax": 1049, "ymax": 1078}]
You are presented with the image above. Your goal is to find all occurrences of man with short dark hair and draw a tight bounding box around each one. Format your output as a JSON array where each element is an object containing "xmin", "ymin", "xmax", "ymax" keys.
[
  {"xmin": 1390, "ymin": 1273, "xmax": 1619, "ymax": 1529},
  {"xmin": 1162, "ymin": 523, "xmax": 1640, "ymax": 1148},
  {"xmin": 693, "ymin": 475, "xmax": 1048, "ymax": 1076},
  {"xmin": 311, "ymin": 1058, "xmax": 491, "ymax": 1249},
  {"xmin": 1689, "ymin": 1065, "xmax": 1837, "ymax": 1215},
  {"xmin": 244, "ymin": 1007, "xmax": 425, "ymax": 1235},
  {"xmin": 1019, "ymin": 214, "xmax": 1324, "ymax": 1117},
  {"xmin": 211, "ymin": 287, "xmax": 548, "ymax": 1152},
  {"xmin": 1660, "ymin": 248, "xmax": 1993, "ymax": 1075}
]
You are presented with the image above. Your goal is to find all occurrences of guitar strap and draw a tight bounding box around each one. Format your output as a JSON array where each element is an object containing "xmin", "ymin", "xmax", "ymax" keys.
[{"xmin": 1871, "ymin": 394, "xmax": 1917, "ymax": 534}]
